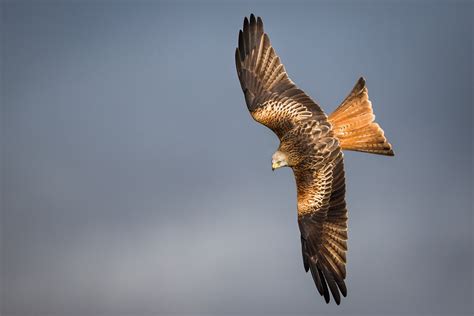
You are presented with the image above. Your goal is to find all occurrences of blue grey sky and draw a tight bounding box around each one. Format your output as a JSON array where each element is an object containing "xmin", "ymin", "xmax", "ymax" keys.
[{"xmin": 1, "ymin": 1, "xmax": 472, "ymax": 315}]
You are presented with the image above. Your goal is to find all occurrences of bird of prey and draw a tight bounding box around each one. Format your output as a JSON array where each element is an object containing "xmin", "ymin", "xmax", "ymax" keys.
[{"xmin": 235, "ymin": 14, "xmax": 394, "ymax": 305}]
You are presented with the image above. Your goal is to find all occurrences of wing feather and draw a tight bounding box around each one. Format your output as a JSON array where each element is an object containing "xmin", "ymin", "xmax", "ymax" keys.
[
  {"xmin": 236, "ymin": 15, "xmax": 326, "ymax": 138},
  {"xmin": 297, "ymin": 147, "xmax": 348, "ymax": 305}
]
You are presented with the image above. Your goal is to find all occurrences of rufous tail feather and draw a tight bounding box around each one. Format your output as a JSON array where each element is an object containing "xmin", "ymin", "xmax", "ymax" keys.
[{"xmin": 328, "ymin": 77, "xmax": 394, "ymax": 156}]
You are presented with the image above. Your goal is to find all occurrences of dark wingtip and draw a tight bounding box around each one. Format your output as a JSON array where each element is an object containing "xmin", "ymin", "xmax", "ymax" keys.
[
  {"xmin": 257, "ymin": 16, "xmax": 263, "ymax": 30},
  {"xmin": 324, "ymin": 294, "xmax": 330, "ymax": 304},
  {"xmin": 339, "ymin": 281, "xmax": 348, "ymax": 297},
  {"xmin": 243, "ymin": 16, "xmax": 249, "ymax": 28},
  {"xmin": 318, "ymin": 268, "xmax": 330, "ymax": 303}
]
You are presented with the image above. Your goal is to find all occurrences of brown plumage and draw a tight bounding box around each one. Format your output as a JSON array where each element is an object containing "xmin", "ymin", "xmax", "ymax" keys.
[{"xmin": 235, "ymin": 15, "xmax": 394, "ymax": 305}]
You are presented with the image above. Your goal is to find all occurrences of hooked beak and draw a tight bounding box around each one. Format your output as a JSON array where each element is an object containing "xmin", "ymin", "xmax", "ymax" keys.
[{"xmin": 272, "ymin": 161, "xmax": 279, "ymax": 171}]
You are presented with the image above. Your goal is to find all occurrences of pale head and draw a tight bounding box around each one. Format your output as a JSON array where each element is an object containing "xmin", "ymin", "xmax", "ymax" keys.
[{"xmin": 272, "ymin": 150, "xmax": 289, "ymax": 171}]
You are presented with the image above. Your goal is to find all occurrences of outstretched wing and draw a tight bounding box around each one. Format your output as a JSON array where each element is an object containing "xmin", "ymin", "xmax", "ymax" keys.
[
  {"xmin": 295, "ymin": 143, "xmax": 348, "ymax": 305},
  {"xmin": 235, "ymin": 14, "xmax": 326, "ymax": 139}
]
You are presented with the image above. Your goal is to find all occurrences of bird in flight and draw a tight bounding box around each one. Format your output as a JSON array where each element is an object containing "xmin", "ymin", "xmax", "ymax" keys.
[{"xmin": 235, "ymin": 14, "xmax": 394, "ymax": 305}]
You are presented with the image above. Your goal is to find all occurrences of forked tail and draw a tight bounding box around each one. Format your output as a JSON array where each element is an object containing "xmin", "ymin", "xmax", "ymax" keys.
[{"xmin": 328, "ymin": 77, "xmax": 394, "ymax": 156}]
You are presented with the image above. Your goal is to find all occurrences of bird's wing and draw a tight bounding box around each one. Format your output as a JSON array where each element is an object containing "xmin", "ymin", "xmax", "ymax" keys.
[
  {"xmin": 235, "ymin": 14, "xmax": 326, "ymax": 139},
  {"xmin": 295, "ymin": 140, "xmax": 348, "ymax": 305}
]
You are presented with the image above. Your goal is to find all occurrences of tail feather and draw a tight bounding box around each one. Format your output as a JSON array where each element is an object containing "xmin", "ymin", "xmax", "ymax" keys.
[{"xmin": 329, "ymin": 77, "xmax": 394, "ymax": 156}]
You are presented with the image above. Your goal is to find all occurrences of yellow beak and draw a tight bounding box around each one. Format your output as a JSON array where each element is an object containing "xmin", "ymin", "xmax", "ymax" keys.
[{"xmin": 272, "ymin": 161, "xmax": 279, "ymax": 171}]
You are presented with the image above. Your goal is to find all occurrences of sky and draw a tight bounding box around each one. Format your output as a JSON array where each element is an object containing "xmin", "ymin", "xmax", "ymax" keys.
[{"xmin": 1, "ymin": 1, "xmax": 473, "ymax": 315}]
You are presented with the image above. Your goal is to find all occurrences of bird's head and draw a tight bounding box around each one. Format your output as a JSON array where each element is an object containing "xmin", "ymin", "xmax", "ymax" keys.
[{"xmin": 272, "ymin": 150, "xmax": 289, "ymax": 171}]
